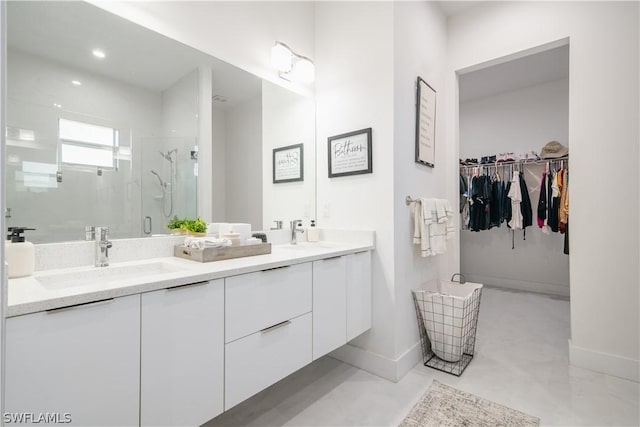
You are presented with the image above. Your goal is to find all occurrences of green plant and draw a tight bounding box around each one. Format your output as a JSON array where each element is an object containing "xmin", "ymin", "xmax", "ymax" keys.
[
  {"xmin": 184, "ymin": 217, "xmax": 207, "ymax": 233},
  {"xmin": 166, "ymin": 216, "xmax": 186, "ymax": 230}
]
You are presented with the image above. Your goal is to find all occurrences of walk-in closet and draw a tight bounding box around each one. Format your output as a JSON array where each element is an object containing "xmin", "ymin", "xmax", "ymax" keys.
[{"xmin": 458, "ymin": 44, "xmax": 570, "ymax": 298}]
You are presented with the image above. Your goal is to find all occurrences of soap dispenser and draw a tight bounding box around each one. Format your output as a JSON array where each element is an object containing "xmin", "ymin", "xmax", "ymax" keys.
[
  {"xmin": 307, "ymin": 220, "xmax": 319, "ymax": 243},
  {"xmin": 5, "ymin": 227, "xmax": 36, "ymax": 278}
]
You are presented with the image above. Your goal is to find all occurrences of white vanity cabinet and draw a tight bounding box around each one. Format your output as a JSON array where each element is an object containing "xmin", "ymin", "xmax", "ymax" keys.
[
  {"xmin": 5, "ymin": 294, "xmax": 140, "ymax": 427},
  {"xmin": 312, "ymin": 256, "xmax": 348, "ymax": 359},
  {"xmin": 224, "ymin": 263, "xmax": 313, "ymax": 410},
  {"xmin": 347, "ymin": 250, "xmax": 372, "ymax": 340},
  {"xmin": 140, "ymin": 280, "xmax": 224, "ymax": 427}
]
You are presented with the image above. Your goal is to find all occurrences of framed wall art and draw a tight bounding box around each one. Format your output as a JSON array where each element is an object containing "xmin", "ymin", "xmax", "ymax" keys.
[
  {"xmin": 273, "ymin": 143, "xmax": 303, "ymax": 183},
  {"xmin": 415, "ymin": 77, "xmax": 436, "ymax": 167},
  {"xmin": 328, "ymin": 127, "xmax": 372, "ymax": 178}
]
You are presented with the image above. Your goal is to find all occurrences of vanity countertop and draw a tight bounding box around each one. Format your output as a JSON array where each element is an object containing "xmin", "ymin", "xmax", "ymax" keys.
[{"xmin": 6, "ymin": 241, "xmax": 374, "ymax": 318}]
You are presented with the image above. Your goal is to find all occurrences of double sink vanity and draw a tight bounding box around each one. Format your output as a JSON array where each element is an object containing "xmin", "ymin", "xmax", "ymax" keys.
[{"xmin": 4, "ymin": 232, "xmax": 374, "ymax": 426}]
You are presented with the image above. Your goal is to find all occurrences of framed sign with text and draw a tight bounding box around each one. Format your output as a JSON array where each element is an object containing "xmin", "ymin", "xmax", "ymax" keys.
[
  {"xmin": 328, "ymin": 128, "xmax": 372, "ymax": 178},
  {"xmin": 273, "ymin": 143, "xmax": 304, "ymax": 183},
  {"xmin": 415, "ymin": 77, "xmax": 436, "ymax": 167}
]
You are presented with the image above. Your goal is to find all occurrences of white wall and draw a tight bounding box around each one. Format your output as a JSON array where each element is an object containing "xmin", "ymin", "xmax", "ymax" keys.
[
  {"xmin": 392, "ymin": 1, "xmax": 449, "ymax": 372},
  {"xmin": 225, "ymin": 96, "xmax": 263, "ymax": 229},
  {"xmin": 315, "ymin": 1, "xmax": 395, "ymax": 373},
  {"xmin": 447, "ymin": 1, "xmax": 639, "ymax": 381},
  {"xmin": 460, "ymin": 78, "xmax": 570, "ymax": 296},
  {"xmin": 460, "ymin": 78, "xmax": 569, "ymax": 158},
  {"xmin": 316, "ymin": 1, "xmax": 449, "ymax": 381},
  {"xmin": 262, "ymin": 80, "xmax": 315, "ymax": 230}
]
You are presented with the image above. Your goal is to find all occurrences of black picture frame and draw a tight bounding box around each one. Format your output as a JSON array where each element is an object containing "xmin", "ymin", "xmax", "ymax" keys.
[
  {"xmin": 273, "ymin": 143, "xmax": 304, "ymax": 183},
  {"xmin": 328, "ymin": 128, "xmax": 373, "ymax": 178},
  {"xmin": 415, "ymin": 77, "xmax": 436, "ymax": 168}
]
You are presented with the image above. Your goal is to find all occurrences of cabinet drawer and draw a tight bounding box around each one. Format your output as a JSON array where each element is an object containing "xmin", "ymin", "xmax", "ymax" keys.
[
  {"xmin": 225, "ymin": 262, "xmax": 312, "ymax": 343},
  {"xmin": 224, "ymin": 312, "xmax": 312, "ymax": 410}
]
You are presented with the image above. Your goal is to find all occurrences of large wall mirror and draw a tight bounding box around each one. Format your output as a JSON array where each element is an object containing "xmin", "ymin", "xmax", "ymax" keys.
[{"xmin": 6, "ymin": 1, "xmax": 316, "ymax": 243}]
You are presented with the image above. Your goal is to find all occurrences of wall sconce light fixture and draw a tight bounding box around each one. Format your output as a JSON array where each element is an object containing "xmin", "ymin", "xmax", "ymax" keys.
[{"xmin": 271, "ymin": 41, "xmax": 315, "ymax": 83}]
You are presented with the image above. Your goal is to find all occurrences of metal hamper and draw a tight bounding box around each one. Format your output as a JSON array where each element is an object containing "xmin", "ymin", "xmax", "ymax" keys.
[{"xmin": 412, "ymin": 278, "xmax": 483, "ymax": 376}]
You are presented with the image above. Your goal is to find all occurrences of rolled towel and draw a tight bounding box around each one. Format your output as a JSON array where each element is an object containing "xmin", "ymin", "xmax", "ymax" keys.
[{"xmin": 184, "ymin": 236, "xmax": 231, "ymax": 250}]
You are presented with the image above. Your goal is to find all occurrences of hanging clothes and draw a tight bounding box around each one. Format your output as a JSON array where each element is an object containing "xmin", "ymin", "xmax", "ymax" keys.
[
  {"xmin": 559, "ymin": 169, "xmax": 569, "ymax": 234},
  {"xmin": 489, "ymin": 179, "xmax": 503, "ymax": 229},
  {"xmin": 549, "ymin": 170, "xmax": 560, "ymax": 232},
  {"xmin": 519, "ymin": 172, "xmax": 533, "ymax": 229},
  {"xmin": 469, "ymin": 175, "xmax": 491, "ymax": 231},
  {"xmin": 537, "ymin": 172, "xmax": 547, "ymax": 228},
  {"xmin": 507, "ymin": 171, "xmax": 523, "ymax": 230}
]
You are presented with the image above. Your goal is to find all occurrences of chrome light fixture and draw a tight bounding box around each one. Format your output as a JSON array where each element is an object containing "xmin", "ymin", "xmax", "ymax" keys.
[{"xmin": 271, "ymin": 41, "xmax": 315, "ymax": 83}]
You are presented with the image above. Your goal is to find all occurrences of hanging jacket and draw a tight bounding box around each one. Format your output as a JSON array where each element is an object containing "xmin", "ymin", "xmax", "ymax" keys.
[
  {"xmin": 519, "ymin": 172, "xmax": 533, "ymax": 229},
  {"xmin": 559, "ymin": 169, "xmax": 569, "ymax": 233}
]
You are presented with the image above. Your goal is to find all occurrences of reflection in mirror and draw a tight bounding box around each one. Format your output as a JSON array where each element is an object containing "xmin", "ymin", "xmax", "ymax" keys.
[{"xmin": 6, "ymin": 1, "xmax": 316, "ymax": 243}]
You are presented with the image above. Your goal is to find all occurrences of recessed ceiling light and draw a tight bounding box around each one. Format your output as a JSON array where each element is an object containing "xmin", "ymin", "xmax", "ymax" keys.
[
  {"xmin": 53, "ymin": 103, "xmax": 62, "ymax": 108},
  {"xmin": 92, "ymin": 49, "xmax": 106, "ymax": 59},
  {"xmin": 71, "ymin": 80, "xmax": 82, "ymax": 86}
]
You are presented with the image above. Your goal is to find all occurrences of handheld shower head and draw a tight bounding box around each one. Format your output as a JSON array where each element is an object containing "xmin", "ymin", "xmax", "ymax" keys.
[{"xmin": 150, "ymin": 170, "xmax": 165, "ymax": 187}]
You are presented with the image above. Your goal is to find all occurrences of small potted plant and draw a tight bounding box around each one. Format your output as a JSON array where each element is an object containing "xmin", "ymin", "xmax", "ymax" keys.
[
  {"xmin": 166, "ymin": 216, "xmax": 186, "ymax": 235},
  {"xmin": 183, "ymin": 217, "xmax": 207, "ymax": 237}
]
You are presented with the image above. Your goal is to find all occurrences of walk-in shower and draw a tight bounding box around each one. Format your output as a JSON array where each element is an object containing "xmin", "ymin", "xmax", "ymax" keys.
[{"xmin": 151, "ymin": 148, "xmax": 177, "ymax": 218}]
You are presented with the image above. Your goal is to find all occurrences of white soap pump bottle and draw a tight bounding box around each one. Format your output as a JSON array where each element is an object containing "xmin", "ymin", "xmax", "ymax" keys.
[
  {"xmin": 307, "ymin": 220, "xmax": 320, "ymax": 243},
  {"xmin": 5, "ymin": 227, "xmax": 36, "ymax": 278}
]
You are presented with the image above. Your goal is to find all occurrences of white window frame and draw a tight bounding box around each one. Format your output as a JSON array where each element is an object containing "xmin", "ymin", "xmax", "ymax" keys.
[{"xmin": 58, "ymin": 118, "xmax": 119, "ymax": 170}]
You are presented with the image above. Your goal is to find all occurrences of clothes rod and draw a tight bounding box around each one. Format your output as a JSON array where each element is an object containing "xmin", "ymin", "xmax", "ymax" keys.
[{"xmin": 459, "ymin": 156, "xmax": 569, "ymax": 169}]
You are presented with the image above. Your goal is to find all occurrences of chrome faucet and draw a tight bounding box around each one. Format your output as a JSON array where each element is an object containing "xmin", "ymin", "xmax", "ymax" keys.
[
  {"xmin": 290, "ymin": 220, "xmax": 304, "ymax": 245},
  {"xmin": 94, "ymin": 226, "xmax": 113, "ymax": 267}
]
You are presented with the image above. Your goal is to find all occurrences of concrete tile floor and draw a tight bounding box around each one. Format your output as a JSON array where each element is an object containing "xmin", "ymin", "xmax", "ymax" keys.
[{"xmin": 206, "ymin": 288, "xmax": 639, "ymax": 426}]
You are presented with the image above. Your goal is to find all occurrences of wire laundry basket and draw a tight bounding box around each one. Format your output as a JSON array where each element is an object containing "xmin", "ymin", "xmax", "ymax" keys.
[{"xmin": 412, "ymin": 278, "xmax": 483, "ymax": 376}]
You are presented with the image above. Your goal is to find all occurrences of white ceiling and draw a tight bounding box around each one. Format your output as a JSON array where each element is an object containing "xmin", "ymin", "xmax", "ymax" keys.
[
  {"xmin": 458, "ymin": 45, "xmax": 570, "ymax": 103},
  {"xmin": 7, "ymin": 1, "xmax": 262, "ymax": 109}
]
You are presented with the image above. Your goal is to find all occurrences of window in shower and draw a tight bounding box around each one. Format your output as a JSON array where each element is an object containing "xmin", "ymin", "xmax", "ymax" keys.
[{"xmin": 58, "ymin": 118, "xmax": 119, "ymax": 169}]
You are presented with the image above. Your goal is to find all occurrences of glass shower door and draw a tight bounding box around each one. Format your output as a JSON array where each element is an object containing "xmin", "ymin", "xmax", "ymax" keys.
[{"xmin": 140, "ymin": 137, "xmax": 197, "ymax": 235}]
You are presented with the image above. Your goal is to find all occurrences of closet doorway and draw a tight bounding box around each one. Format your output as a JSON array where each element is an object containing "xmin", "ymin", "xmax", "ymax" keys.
[{"xmin": 457, "ymin": 42, "xmax": 570, "ymax": 298}]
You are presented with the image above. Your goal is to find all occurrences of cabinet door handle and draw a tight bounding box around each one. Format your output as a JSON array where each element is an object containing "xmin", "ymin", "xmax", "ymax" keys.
[
  {"xmin": 322, "ymin": 256, "xmax": 343, "ymax": 261},
  {"xmin": 167, "ymin": 281, "xmax": 209, "ymax": 291},
  {"xmin": 262, "ymin": 265, "xmax": 290, "ymax": 272},
  {"xmin": 46, "ymin": 298, "xmax": 114, "ymax": 314},
  {"xmin": 260, "ymin": 320, "xmax": 292, "ymax": 333}
]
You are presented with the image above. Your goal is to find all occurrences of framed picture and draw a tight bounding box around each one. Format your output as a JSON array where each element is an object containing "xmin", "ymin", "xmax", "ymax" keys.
[
  {"xmin": 328, "ymin": 128, "xmax": 372, "ymax": 178},
  {"xmin": 273, "ymin": 143, "xmax": 304, "ymax": 183},
  {"xmin": 415, "ymin": 77, "xmax": 436, "ymax": 167}
]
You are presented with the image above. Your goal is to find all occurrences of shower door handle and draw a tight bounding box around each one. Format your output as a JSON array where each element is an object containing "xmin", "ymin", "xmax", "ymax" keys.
[{"xmin": 144, "ymin": 216, "xmax": 152, "ymax": 235}]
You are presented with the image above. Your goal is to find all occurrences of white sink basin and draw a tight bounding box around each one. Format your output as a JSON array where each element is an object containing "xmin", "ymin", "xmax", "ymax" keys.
[{"xmin": 36, "ymin": 262, "xmax": 185, "ymax": 289}]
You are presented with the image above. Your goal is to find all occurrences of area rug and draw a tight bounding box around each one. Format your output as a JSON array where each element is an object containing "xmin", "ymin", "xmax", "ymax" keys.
[{"xmin": 399, "ymin": 380, "xmax": 540, "ymax": 427}]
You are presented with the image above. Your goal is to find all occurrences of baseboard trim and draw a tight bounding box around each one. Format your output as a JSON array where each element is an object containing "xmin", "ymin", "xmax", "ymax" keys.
[
  {"xmin": 465, "ymin": 274, "xmax": 569, "ymax": 298},
  {"xmin": 569, "ymin": 339, "xmax": 639, "ymax": 382},
  {"xmin": 329, "ymin": 341, "xmax": 422, "ymax": 382}
]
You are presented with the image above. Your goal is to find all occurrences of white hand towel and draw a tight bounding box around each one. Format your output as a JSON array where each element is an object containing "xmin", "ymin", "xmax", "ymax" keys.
[
  {"xmin": 413, "ymin": 198, "xmax": 432, "ymax": 257},
  {"xmin": 184, "ymin": 236, "xmax": 232, "ymax": 250}
]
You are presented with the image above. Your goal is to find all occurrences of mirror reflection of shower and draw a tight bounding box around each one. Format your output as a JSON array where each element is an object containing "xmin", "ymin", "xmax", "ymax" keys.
[{"xmin": 151, "ymin": 148, "xmax": 177, "ymax": 217}]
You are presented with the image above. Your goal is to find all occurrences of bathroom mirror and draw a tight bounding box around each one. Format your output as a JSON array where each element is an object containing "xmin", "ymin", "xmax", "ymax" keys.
[{"xmin": 5, "ymin": 1, "xmax": 315, "ymax": 243}]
